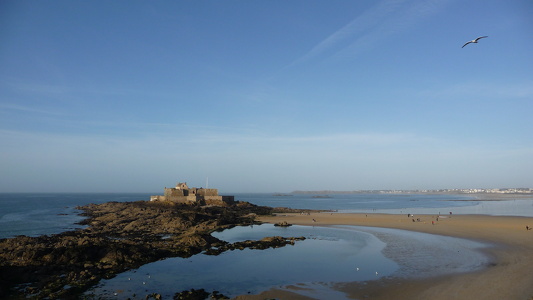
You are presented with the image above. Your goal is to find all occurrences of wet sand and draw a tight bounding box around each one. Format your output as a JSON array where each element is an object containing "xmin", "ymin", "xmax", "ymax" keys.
[{"xmin": 235, "ymin": 212, "xmax": 533, "ymax": 300}]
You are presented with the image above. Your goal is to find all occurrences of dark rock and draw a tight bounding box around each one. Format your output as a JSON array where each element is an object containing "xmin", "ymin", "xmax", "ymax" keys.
[
  {"xmin": 0, "ymin": 200, "xmax": 279, "ymax": 299},
  {"xmin": 173, "ymin": 288, "xmax": 229, "ymax": 300},
  {"xmin": 274, "ymin": 221, "xmax": 292, "ymax": 227},
  {"xmin": 173, "ymin": 288, "xmax": 209, "ymax": 300}
]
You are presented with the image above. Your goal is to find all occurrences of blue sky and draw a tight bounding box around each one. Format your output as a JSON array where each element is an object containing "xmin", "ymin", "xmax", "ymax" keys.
[{"xmin": 1, "ymin": 0, "xmax": 532, "ymax": 193}]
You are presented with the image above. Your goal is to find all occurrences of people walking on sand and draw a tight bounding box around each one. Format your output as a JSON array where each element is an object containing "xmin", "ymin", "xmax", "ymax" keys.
[
  {"xmin": 432, "ymin": 221, "xmax": 435, "ymax": 225},
  {"xmin": 527, "ymin": 225, "xmax": 531, "ymax": 231}
]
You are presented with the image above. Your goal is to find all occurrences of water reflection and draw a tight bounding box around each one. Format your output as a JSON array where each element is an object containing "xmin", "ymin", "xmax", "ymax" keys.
[
  {"xmin": 88, "ymin": 225, "xmax": 398, "ymax": 299},
  {"xmin": 88, "ymin": 224, "xmax": 490, "ymax": 299}
]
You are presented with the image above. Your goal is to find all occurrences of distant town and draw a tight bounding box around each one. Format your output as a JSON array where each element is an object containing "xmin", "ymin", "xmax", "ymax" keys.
[{"xmin": 291, "ymin": 188, "xmax": 533, "ymax": 195}]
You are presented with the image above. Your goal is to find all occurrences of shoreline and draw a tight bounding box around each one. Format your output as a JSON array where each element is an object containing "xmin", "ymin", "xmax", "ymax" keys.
[{"xmin": 236, "ymin": 212, "xmax": 533, "ymax": 300}]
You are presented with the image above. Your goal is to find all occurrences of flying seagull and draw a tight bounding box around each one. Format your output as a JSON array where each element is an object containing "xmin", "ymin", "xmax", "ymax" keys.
[{"xmin": 462, "ymin": 36, "xmax": 488, "ymax": 48}]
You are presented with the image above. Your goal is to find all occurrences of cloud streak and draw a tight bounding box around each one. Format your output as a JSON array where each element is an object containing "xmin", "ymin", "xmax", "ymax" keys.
[
  {"xmin": 289, "ymin": 0, "xmax": 451, "ymax": 66},
  {"xmin": 0, "ymin": 103, "xmax": 67, "ymax": 116},
  {"xmin": 415, "ymin": 80, "xmax": 533, "ymax": 100}
]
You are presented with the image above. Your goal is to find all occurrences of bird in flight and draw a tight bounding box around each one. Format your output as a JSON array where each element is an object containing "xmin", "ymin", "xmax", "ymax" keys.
[{"xmin": 462, "ymin": 36, "xmax": 488, "ymax": 48}]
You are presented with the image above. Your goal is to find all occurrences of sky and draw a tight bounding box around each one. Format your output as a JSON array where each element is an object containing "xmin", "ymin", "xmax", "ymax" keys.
[{"xmin": 1, "ymin": 0, "xmax": 532, "ymax": 193}]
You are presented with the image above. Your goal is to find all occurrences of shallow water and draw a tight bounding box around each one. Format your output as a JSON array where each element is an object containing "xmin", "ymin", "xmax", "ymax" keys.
[
  {"xmin": 87, "ymin": 225, "xmax": 397, "ymax": 299},
  {"xmin": 334, "ymin": 226, "xmax": 491, "ymax": 279},
  {"xmin": 87, "ymin": 224, "xmax": 490, "ymax": 299},
  {"xmin": 339, "ymin": 199, "xmax": 533, "ymax": 216}
]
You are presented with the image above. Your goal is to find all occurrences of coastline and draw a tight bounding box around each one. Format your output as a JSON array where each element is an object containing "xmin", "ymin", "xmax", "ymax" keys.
[
  {"xmin": 2, "ymin": 194, "xmax": 532, "ymax": 299},
  {"xmin": 449, "ymin": 193, "xmax": 533, "ymax": 201},
  {"xmin": 236, "ymin": 212, "xmax": 533, "ymax": 300}
]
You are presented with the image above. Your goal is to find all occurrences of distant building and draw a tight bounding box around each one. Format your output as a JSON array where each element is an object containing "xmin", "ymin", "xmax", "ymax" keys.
[{"xmin": 150, "ymin": 182, "xmax": 235, "ymax": 206}]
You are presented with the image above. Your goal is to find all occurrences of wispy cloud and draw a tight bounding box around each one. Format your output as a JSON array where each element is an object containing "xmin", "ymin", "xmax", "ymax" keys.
[
  {"xmin": 0, "ymin": 127, "xmax": 425, "ymax": 149},
  {"xmin": 0, "ymin": 103, "xmax": 67, "ymax": 116},
  {"xmin": 290, "ymin": 0, "xmax": 403, "ymax": 66},
  {"xmin": 1, "ymin": 75, "xmax": 181, "ymax": 101},
  {"xmin": 289, "ymin": 0, "xmax": 451, "ymax": 66},
  {"xmin": 181, "ymin": 131, "xmax": 436, "ymax": 151},
  {"xmin": 415, "ymin": 80, "xmax": 533, "ymax": 99}
]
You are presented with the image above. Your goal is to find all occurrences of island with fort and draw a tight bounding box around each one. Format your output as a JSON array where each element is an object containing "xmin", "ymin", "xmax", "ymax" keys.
[
  {"xmin": 150, "ymin": 182, "xmax": 235, "ymax": 206},
  {"xmin": 0, "ymin": 181, "xmax": 308, "ymax": 299}
]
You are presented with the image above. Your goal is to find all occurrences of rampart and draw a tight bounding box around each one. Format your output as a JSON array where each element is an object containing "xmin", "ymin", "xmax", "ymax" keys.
[{"xmin": 150, "ymin": 182, "xmax": 235, "ymax": 206}]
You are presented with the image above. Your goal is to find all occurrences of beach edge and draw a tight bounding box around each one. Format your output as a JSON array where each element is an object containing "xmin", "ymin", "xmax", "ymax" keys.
[{"xmin": 234, "ymin": 212, "xmax": 533, "ymax": 300}]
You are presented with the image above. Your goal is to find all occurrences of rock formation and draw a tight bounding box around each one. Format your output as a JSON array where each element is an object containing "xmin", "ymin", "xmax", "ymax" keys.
[{"xmin": 0, "ymin": 200, "xmax": 302, "ymax": 299}]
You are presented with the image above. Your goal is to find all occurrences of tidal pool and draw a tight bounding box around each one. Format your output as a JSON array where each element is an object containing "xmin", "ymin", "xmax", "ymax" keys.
[{"xmin": 86, "ymin": 224, "xmax": 490, "ymax": 299}]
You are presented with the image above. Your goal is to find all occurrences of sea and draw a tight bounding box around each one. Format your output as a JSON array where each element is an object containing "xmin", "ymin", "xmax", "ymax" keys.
[
  {"xmin": 1, "ymin": 192, "xmax": 532, "ymax": 299},
  {"xmin": 1, "ymin": 192, "xmax": 533, "ymax": 239}
]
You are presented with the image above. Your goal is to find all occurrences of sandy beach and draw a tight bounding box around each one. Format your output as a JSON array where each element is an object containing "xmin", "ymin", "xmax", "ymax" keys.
[{"xmin": 235, "ymin": 212, "xmax": 533, "ymax": 300}]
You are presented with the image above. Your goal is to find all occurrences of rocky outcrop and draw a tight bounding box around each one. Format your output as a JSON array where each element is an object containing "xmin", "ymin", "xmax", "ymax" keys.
[
  {"xmin": 0, "ymin": 200, "xmax": 301, "ymax": 299},
  {"xmin": 204, "ymin": 236, "xmax": 305, "ymax": 255},
  {"xmin": 274, "ymin": 221, "xmax": 292, "ymax": 227},
  {"xmin": 173, "ymin": 288, "xmax": 229, "ymax": 300}
]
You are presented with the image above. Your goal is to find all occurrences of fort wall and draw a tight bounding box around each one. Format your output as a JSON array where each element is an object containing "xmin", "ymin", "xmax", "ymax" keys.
[{"xmin": 150, "ymin": 182, "xmax": 234, "ymax": 206}]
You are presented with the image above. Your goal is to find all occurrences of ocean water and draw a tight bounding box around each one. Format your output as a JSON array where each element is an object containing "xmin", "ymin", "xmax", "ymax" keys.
[
  {"xmin": 87, "ymin": 224, "xmax": 490, "ymax": 299},
  {"xmin": 236, "ymin": 193, "xmax": 477, "ymax": 211},
  {"xmin": 239, "ymin": 193, "xmax": 533, "ymax": 217},
  {"xmin": 0, "ymin": 193, "xmax": 152, "ymax": 239},
  {"xmin": 1, "ymin": 192, "xmax": 533, "ymax": 239}
]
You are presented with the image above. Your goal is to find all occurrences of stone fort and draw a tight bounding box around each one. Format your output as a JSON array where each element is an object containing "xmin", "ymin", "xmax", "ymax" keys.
[{"xmin": 150, "ymin": 182, "xmax": 235, "ymax": 206}]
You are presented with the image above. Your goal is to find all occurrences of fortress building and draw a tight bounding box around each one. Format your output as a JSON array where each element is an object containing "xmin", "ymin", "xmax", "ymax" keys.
[{"xmin": 150, "ymin": 182, "xmax": 235, "ymax": 206}]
